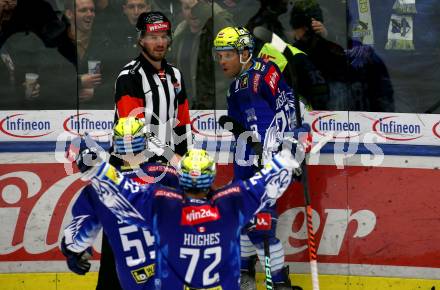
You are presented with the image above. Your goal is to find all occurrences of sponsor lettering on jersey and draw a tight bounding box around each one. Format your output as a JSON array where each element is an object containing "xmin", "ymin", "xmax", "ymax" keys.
[
  {"xmin": 131, "ymin": 264, "xmax": 155, "ymax": 284},
  {"xmin": 155, "ymin": 189, "xmax": 183, "ymax": 200},
  {"xmin": 146, "ymin": 165, "xmax": 177, "ymax": 175},
  {"xmin": 212, "ymin": 186, "xmax": 241, "ymax": 201},
  {"xmin": 253, "ymin": 74, "xmax": 261, "ymax": 93},
  {"xmin": 183, "ymin": 232, "xmax": 221, "ymax": 246},
  {"xmin": 264, "ymin": 66, "xmax": 280, "ymax": 95},
  {"xmin": 181, "ymin": 205, "xmax": 220, "ymax": 225},
  {"xmin": 255, "ymin": 212, "xmax": 272, "ymax": 230},
  {"xmin": 275, "ymin": 90, "xmax": 289, "ymax": 110}
]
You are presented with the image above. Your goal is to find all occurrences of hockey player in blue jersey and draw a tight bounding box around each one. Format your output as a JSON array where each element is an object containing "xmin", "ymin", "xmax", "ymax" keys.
[
  {"xmin": 67, "ymin": 131, "xmax": 306, "ymax": 290},
  {"xmin": 60, "ymin": 117, "xmax": 180, "ymax": 290},
  {"xmin": 213, "ymin": 26, "xmax": 302, "ymax": 289}
]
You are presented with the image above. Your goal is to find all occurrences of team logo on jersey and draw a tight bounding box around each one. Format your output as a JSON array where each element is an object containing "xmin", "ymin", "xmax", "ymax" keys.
[
  {"xmin": 255, "ymin": 212, "xmax": 272, "ymax": 230},
  {"xmin": 264, "ymin": 66, "xmax": 280, "ymax": 95},
  {"xmin": 181, "ymin": 205, "xmax": 220, "ymax": 225},
  {"xmin": 131, "ymin": 264, "xmax": 155, "ymax": 283}
]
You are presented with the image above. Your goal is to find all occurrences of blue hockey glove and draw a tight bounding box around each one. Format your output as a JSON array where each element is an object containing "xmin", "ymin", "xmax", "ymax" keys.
[
  {"xmin": 66, "ymin": 135, "xmax": 105, "ymax": 173},
  {"xmin": 60, "ymin": 237, "xmax": 92, "ymax": 275}
]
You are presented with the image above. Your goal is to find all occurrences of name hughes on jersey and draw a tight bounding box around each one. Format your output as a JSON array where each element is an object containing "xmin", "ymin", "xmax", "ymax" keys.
[{"xmin": 183, "ymin": 233, "xmax": 221, "ymax": 246}]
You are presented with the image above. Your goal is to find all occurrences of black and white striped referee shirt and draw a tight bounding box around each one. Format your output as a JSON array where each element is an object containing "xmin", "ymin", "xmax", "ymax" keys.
[{"xmin": 114, "ymin": 55, "xmax": 192, "ymax": 156}]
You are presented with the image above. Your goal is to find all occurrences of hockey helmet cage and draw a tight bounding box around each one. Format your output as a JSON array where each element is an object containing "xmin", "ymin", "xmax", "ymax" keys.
[
  {"xmin": 113, "ymin": 117, "xmax": 146, "ymax": 154},
  {"xmin": 178, "ymin": 149, "xmax": 216, "ymax": 192}
]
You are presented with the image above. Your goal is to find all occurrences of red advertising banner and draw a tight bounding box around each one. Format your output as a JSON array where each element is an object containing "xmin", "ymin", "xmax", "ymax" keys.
[{"xmin": 1, "ymin": 161, "xmax": 440, "ymax": 273}]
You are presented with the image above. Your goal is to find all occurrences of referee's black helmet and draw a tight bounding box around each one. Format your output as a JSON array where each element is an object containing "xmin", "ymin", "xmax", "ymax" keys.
[{"xmin": 136, "ymin": 11, "xmax": 172, "ymax": 39}]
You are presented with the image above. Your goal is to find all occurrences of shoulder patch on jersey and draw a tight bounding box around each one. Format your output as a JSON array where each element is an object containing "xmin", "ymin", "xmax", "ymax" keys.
[
  {"xmin": 254, "ymin": 61, "xmax": 262, "ymax": 71},
  {"xmin": 105, "ymin": 166, "xmax": 124, "ymax": 185},
  {"xmin": 181, "ymin": 205, "xmax": 220, "ymax": 225},
  {"xmin": 264, "ymin": 65, "xmax": 280, "ymax": 95},
  {"xmin": 155, "ymin": 189, "xmax": 183, "ymax": 200},
  {"xmin": 240, "ymin": 74, "xmax": 249, "ymax": 90},
  {"xmin": 131, "ymin": 264, "xmax": 155, "ymax": 284},
  {"xmin": 253, "ymin": 61, "xmax": 267, "ymax": 72},
  {"xmin": 212, "ymin": 186, "xmax": 241, "ymax": 201}
]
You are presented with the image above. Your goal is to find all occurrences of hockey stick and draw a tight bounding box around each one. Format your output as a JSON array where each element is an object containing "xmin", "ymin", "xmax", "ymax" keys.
[
  {"xmin": 254, "ymin": 26, "xmax": 321, "ymax": 290},
  {"xmin": 219, "ymin": 115, "xmax": 273, "ymax": 289}
]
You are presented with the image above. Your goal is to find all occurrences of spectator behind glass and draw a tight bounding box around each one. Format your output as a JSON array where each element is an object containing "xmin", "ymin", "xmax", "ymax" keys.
[
  {"xmin": 290, "ymin": 0, "xmax": 349, "ymax": 110},
  {"xmin": 2, "ymin": 30, "xmax": 77, "ymax": 109},
  {"xmin": 149, "ymin": 0, "xmax": 180, "ymax": 22},
  {"xmin": 346, "ymin": 1, "xmax": 439, "ymax": 113},
  {"xmin": 65, "ymin": 0, "xmax": 114, "ymax": 109},
  {"xmin": 169, "ymin": 0, "xmax": 234, "ymax": 109},
  {"xmin": 0, "ymin": 0, "xmax": 76, "ymax": 66},
  {"xmin": 291, "ymin": 0, "xmax": 394, "ymax": 112},
  {"xmin": 216, "ymin": 0, "xmax": 258, "ymax": 27},
  {"xmin": 111, "ymin": 0, "xmax": 151, "ymax": 60},
  {"xmin": 246, "ymin": 0, "xmax": 289, "ymax": 42}
]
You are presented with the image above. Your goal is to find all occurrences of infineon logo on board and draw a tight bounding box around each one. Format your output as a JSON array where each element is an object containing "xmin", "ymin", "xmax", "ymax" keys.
[
  {"xmin": 0, "ymin": 114, "xmax": 53, "ymax": 138},
  {"xmin": 311, "ymin": 113, "xmax": 361, "ymax": 139},
  {"xmin": 372, "ymin": 116, "xmax": 423, "ymax": 141},
  {"xmin": 432, "ymin": 121, "xmax": 440, "ymax": 139},
  {"xmin": 63, "ymin": 113, "xmax": 113, "ymax": 137},
  {"xmin": 191, "ymin": 112, "xmax": 232, "ymax": 138}
]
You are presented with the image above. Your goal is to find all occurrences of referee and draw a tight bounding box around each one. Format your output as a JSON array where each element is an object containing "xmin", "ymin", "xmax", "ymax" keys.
[
  {"xmin": 96, "ymin": 11, "xmax": 193, "ymax": 290},
  {"xmin": 115, "ymin": 11, "xmax": 192, "ymax": 159}
]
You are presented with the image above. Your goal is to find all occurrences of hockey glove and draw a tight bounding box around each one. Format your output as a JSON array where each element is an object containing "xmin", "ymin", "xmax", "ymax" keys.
[
  {"xmin": 66, "ymin": 135, "xmax": 105, "ymax": 173},
  {"xmin": 60, "ymin": 237, "xmax": 92, "ymax": 275},
  {"xmin": 293, "ymin": 123, "xmax": 312, "ymax": 153}
]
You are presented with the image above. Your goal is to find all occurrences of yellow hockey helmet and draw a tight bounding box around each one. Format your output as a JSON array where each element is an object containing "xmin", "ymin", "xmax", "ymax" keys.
[{"xmin": 214, "ymin": 26, "xmax": 254, "ymax": 53}]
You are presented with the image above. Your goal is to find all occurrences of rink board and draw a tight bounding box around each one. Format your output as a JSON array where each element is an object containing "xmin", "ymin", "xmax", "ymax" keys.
[
  {"xmin": 1, "ymin": 110, "xmax": 440, "ymax": 289},
  {"xmin": 0, "ymin": 272, "xmax": 439, "ymax": 290}
]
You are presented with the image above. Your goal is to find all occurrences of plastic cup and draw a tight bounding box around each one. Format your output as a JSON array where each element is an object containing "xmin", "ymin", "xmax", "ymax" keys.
[{"xmin": 88, "ymin": 60, "xmax": 101, "ymax": 74}]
